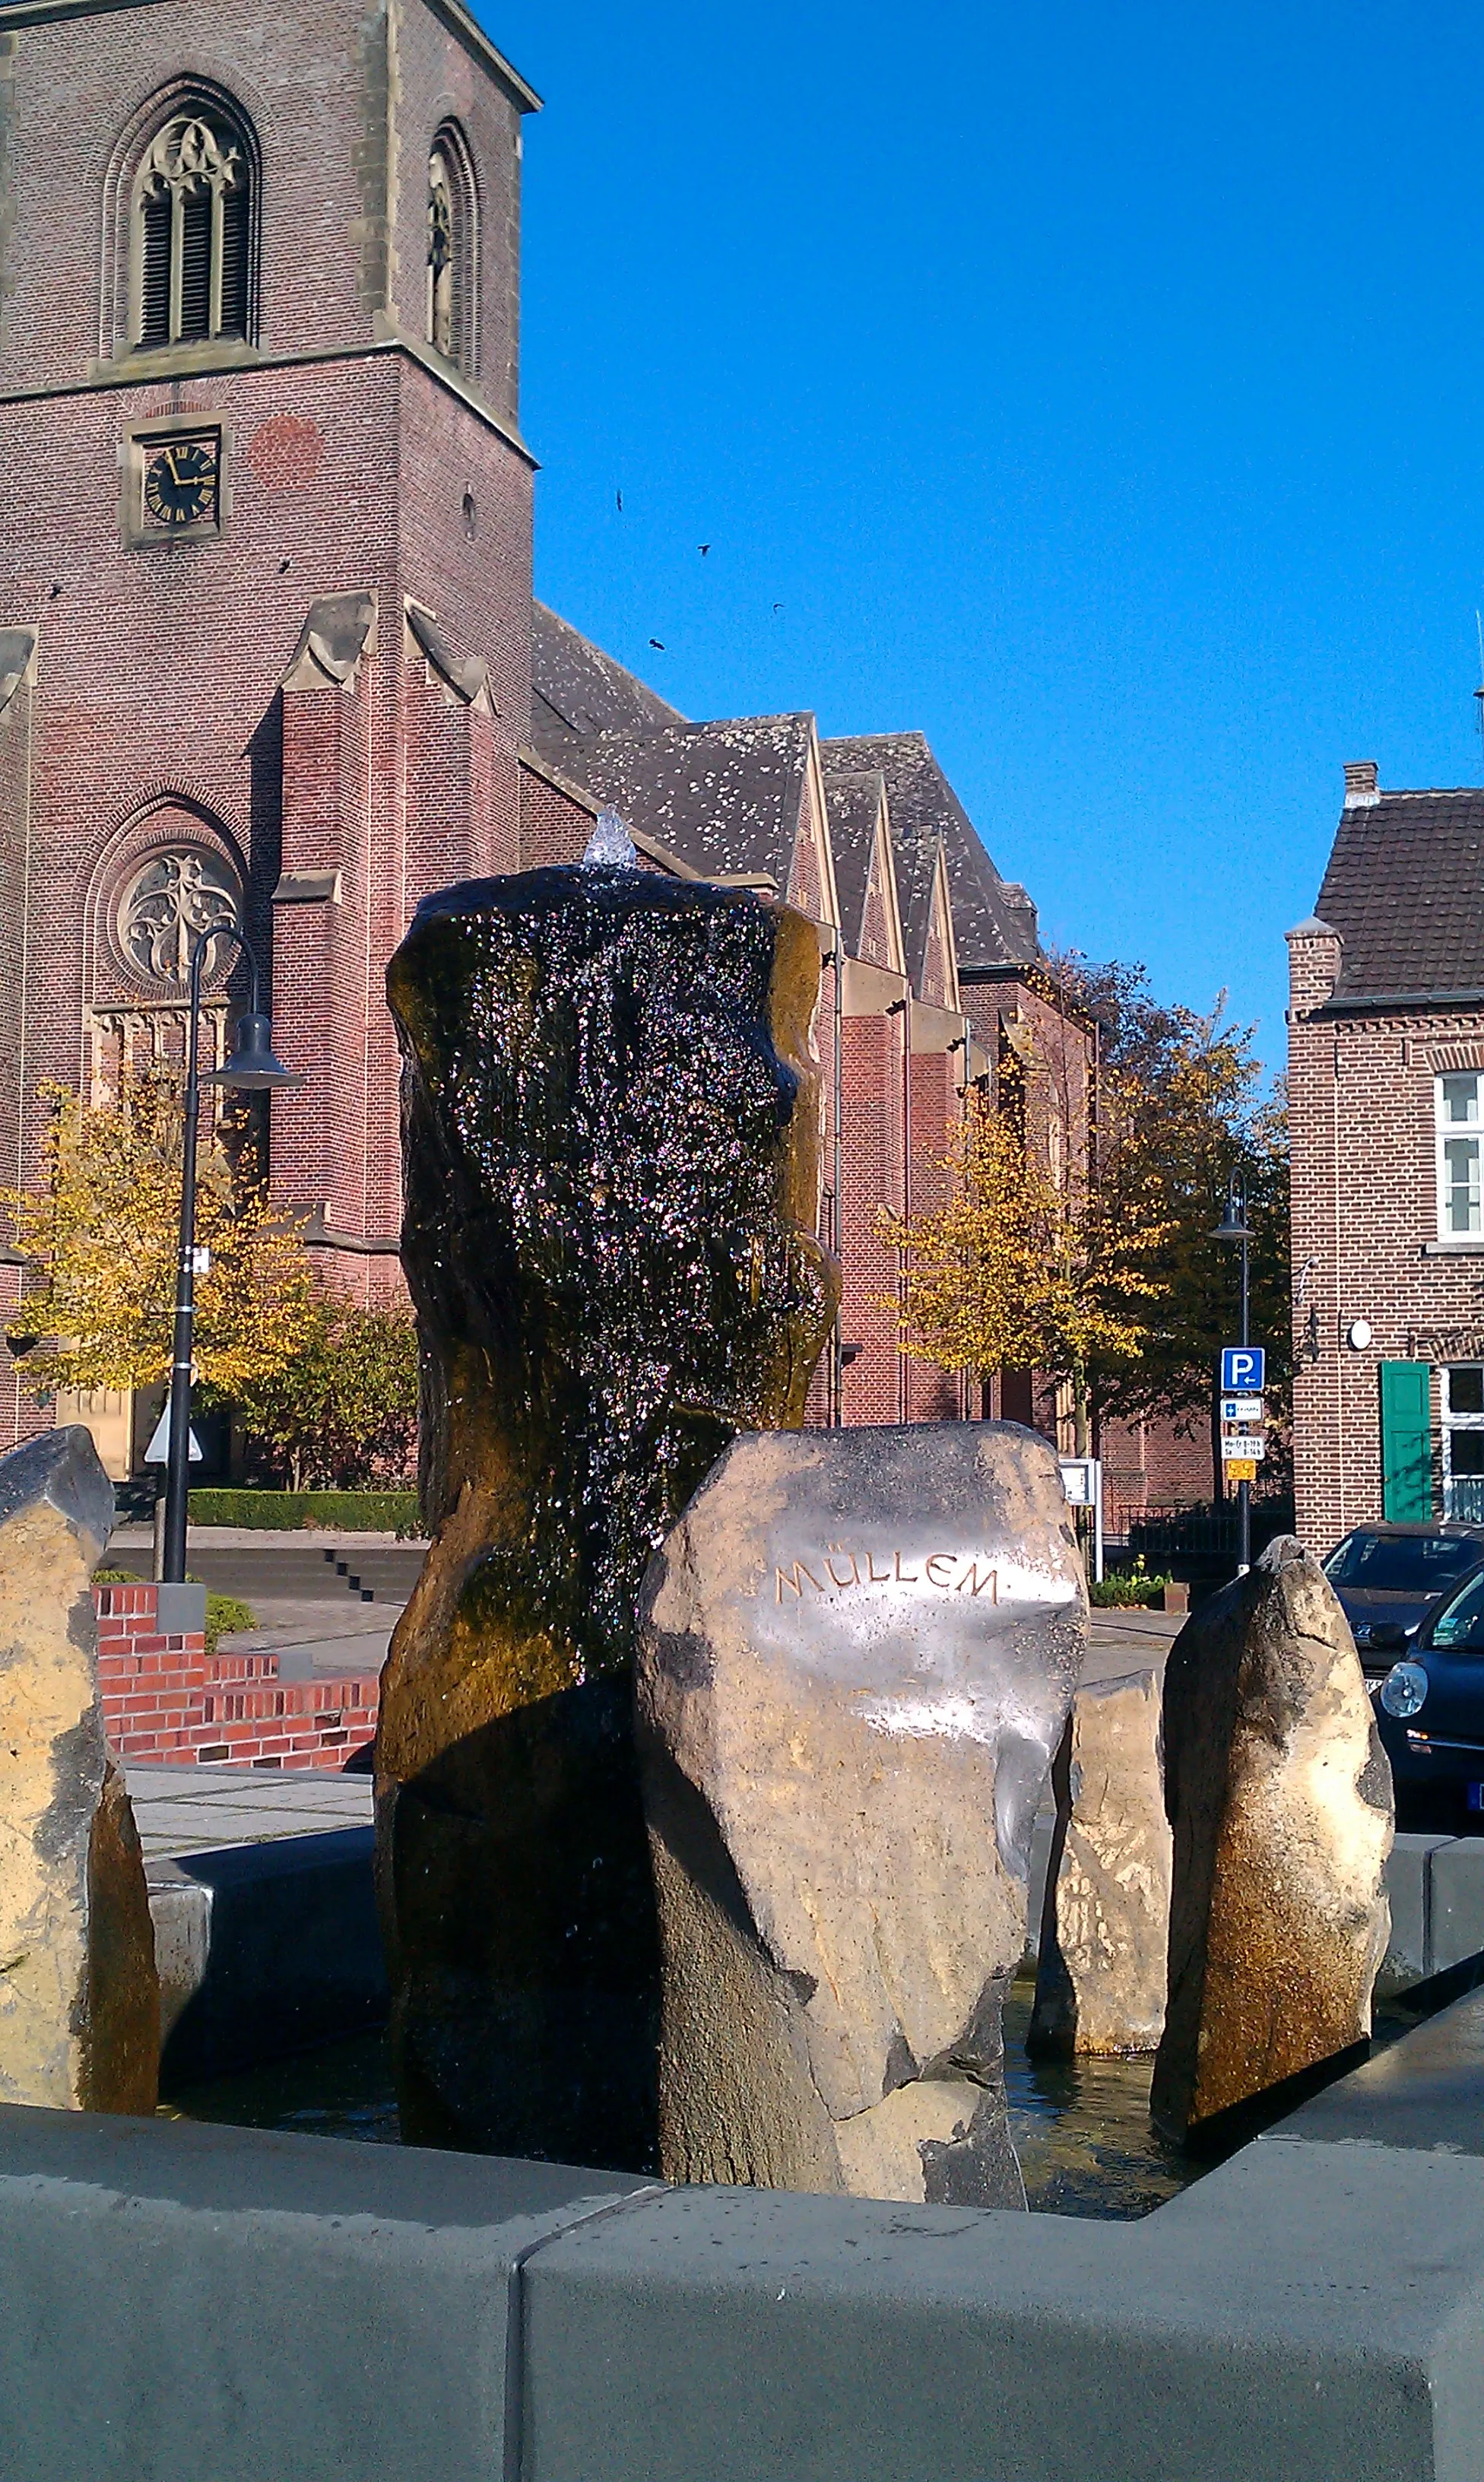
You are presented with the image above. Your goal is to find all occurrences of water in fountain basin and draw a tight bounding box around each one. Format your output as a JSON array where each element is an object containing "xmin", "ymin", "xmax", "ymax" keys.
[{"xmin": 161, "ymin": 1977, "xmax": 1207, "ymax": 2218}]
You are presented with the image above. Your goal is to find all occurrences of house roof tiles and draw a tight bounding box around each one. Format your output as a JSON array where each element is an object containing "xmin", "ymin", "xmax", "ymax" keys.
[{"xmin": 1315, "ymin": 788, "xmax": 1484, "ymax": 1002}]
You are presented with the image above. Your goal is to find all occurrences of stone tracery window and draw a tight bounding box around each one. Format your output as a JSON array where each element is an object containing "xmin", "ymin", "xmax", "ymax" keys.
[
  {"xmin": 118, "ymin": 848, "xmax": 240, "ymax": 985},
  {"xmin": 427, "ymin": 126, "xmax": 477, "ymax": 371},
  {"xmin": 135, "ymin": 109, "xmax": 252, "ymax": 349}
]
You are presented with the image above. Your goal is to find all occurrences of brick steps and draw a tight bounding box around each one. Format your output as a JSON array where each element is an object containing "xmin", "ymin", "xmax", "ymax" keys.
[{"xmin": 95, "ymin": 1580, "xmax": 378, "ymax": 1770}]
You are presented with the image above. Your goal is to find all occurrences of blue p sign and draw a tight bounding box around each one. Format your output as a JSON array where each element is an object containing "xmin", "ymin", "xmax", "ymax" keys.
[{"xmin": 1220, "ymin": 1346, "xmax": 1265, "ymax": 1395}]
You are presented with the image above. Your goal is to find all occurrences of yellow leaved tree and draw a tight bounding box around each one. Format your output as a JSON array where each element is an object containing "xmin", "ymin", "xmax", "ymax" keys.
[
  {"xmin": 1, "ymin": 1074, "xmax": 319, "ymax": 1399},
  {"xmin": 881, "ymin": 1084, "xmax": 1175, "ymax": 1455}
]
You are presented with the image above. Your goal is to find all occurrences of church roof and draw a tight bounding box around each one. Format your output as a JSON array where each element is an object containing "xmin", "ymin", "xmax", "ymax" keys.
[
  {"xmin": 531, "ymin": 601, "xmax": 686, "ymax": 741},
  {"xmin": 820, "ymin": 732, "xmax": 1038, "ymax": 974},
  {"xmin": 528, "ymin": 713, "xmax": 814, "ymax": 887},
  {"xmin": 822, "ymin": 771, "xmax": 886, "ymax": 954},
  {"xmin": 1315, "ymin": 785, "xmax": 1484, "ymax": 1005}
]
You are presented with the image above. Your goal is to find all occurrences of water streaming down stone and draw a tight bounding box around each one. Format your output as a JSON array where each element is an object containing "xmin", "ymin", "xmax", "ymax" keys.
[
  {"xmin": 377, "ymin": 865, "xmax": 837, "ymax": 2167},
  {"xmin": 581, "ymin": 803, "xmax": 638, "ymax": 868}
]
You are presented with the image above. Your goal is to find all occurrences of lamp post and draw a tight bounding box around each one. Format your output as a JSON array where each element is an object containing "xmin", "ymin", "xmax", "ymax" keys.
[
  {"xmin": 161, "ymin": 929, "xmax": 298, "ymax": 1585},
  {"xmin": 1212, "ymin": 1175, "xmax": 1253, "ymax": 1576}
]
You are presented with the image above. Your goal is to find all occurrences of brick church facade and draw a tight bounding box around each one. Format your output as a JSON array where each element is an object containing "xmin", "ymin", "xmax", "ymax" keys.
[{"xmin": 0, "ymin": 0, "xmax": 1197, "ymax": 1523}]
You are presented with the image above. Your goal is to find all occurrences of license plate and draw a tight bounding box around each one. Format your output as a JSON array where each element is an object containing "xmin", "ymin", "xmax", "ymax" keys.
[{"xmin": 1468, "ymin": 1784, "xmax": 1484, "ymax": 1814}]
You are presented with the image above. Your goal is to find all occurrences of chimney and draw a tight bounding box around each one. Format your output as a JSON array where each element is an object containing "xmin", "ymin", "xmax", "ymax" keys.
[{"xmin": 1343, "ymin": 760, "xmax": 1380, "ymax": 808}]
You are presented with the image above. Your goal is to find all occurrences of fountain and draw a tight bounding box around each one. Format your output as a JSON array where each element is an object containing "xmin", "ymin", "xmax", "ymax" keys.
[{"xmin": 377, "ymin": 847, "xmax": 836, "ymax": 2166}]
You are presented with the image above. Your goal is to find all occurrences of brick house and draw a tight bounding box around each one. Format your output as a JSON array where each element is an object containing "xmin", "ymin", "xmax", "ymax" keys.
[
  {"xmin": 0, "ymin": 0, "xmax": 1201, "ymax": 1516},
  {"xmin": 1290, "ymin": 759, "xmax": 1484, "ymax": 1545}
]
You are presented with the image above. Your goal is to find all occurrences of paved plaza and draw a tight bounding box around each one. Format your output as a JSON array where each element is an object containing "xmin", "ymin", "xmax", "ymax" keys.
[{"xmin": 127, "ymin": 1761, "xmax": 374, "ymax": 1859}]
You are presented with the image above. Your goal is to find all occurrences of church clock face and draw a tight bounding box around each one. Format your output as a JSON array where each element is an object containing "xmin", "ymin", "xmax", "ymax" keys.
[{"xmin": 141, "ymin": 433, "xmax": 220, "ymax": 531}]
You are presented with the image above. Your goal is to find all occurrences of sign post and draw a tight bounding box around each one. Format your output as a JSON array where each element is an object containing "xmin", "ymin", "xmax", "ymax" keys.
[
  {"xmin": 1058, "ymin": 1457, "xmax": 1104, "ymax": 1582},
  {"xmin": 1217, "ymin": 1346, "xmax": 1266, "ymax": 1576}
]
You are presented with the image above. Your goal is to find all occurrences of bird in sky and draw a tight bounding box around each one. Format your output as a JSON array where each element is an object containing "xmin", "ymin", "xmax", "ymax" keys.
[
  {"xmin": 649, "ymin": 638, "xmax": 666, "ymax": 651},
  {"xmin": 616, "ymin": 490, "xmax": 623, "ymax": 512},
  {"xmin": 772, "ymin": 601, "xmax": 783, "ymax": 614},
  {"xmin": 699, "ymin": 543, "xmax": 710, "ymax": 556}
]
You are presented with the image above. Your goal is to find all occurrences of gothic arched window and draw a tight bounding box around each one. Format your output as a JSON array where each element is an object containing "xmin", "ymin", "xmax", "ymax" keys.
[
  {"xmin": 135, "ymin": 106, "xmax": 253, "ymax": 350},
  {"xmin": 427, "ymin": 126, "xmax": 477, "ymax": 371}
]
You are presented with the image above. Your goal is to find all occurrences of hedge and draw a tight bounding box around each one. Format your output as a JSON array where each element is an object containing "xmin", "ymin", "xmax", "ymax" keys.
[{"xmin": 186, "ymin": 1488, "xmax": 422, "ymax": 1535}]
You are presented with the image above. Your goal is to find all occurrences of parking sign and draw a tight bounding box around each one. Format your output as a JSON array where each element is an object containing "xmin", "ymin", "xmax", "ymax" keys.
[{"xmin": 1219, "ymin": 1345, "xmax": 1265, "ymax": 1395}]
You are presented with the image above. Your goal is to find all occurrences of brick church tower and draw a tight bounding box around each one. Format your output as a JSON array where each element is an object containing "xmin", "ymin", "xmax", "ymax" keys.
[{"xmin": 0, "ymin": 0, "xmax": 538, "ymax": 1452}]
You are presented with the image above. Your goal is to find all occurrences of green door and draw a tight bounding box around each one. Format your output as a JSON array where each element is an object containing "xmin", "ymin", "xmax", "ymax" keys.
[{"xmin": 1380, "ymin": 1360, "xmax": 1433, "ymax": 1521}]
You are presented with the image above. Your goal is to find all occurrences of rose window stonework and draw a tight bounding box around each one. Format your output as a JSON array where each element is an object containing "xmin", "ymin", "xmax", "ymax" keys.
[{"xmin": 118, "ymin": 848, "xmax": 240, "ymax": 985}]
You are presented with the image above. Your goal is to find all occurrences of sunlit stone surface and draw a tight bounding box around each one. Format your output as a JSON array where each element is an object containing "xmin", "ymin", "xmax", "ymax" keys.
[
  {"xmin": 1029, "ymin": 1668, "xmax": 1172, "ymax": 2059},
  {"xmin": 0, "ymin": 1429, "xmax": 158, "ymax": 2114},
  {"xmin": 1152, "ymin": 1536, "xmax": 1393, "ymax": 2141},
  {"xmin": 378, "ymin": 867, "xmax": 836, "ymax": 2167},
  {"xmin": 637, "ymin": 1422, "xmax": 1086, "ymax": 2204}
]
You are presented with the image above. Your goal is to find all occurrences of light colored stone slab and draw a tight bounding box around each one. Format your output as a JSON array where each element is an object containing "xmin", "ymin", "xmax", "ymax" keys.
[
  {"xmin": 1029, "ymin": 1668, "xmax": 1172, "ymax": 2057},
  {"xmin": 0, "ymin": 1427, "xmax": 158, "ymax": 2112},
  {"xmin": 832, "ymin": 2077, "xmax": 998, "ymax": 2207},
  {"xmin": 639, "ymin": 1420, "xmax": 1085, "ymax": 2204}
]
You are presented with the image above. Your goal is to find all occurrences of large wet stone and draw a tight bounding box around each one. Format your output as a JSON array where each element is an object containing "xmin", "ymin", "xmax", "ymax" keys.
[
  {"xmin": 1029, "ymin": 1669, "xmax": 1172, "ymax": 2059},
  {"xmin": 637, "ymin": 1422, "xmax": 1086, "ymax": 2204},
  {"xmin": 0, "ymin": 1428, "xmax": 158, "ymax": 2113},
  {"xmin": 1151, "ymin": 1537, "xmax": 1393, "ymax": 2141},
  {"xmin": 378, "ymin": 867, "xmax": 836, "ymax": 2167}
]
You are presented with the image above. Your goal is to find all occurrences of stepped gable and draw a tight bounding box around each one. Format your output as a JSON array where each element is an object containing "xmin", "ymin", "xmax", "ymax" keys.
[
  {"xmin": 529, "ymin": 712, "xmax": 815, "ymax": 889},
  {"xmin": 531, "ymin": 601, "xmax": 687, "ymax": 741},
  {"xmin": 821, "ymin": 732, "xmax": 1038, "ymax": 974},
  {"xmin": 824, "ymin": 770, "xmax": 889, "ymax": 957},
  {"xmin": 1315, "ymin": 786, "xmax": 1484, "ymax": 1004}
]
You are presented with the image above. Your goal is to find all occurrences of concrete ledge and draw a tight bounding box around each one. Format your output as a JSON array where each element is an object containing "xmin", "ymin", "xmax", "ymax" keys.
[
  {"xmin": 0, "ymin": 2108, "xmax": 652, "ymax": 2482},
  {"xmin": 519, "ymin": 2146, "xmax": 1484, "ymax": 2480},
  {"xmin": 8, "ymin": 1988, "xmax": 1484, "ymax": 2477},
  {"xmin": 1431, "ymin": 1840, "xmax": 1484, "ymax": 1973},
  {"xmin": 147, "ymin": 1826, "xmax": 388, "ymax": 2084}
]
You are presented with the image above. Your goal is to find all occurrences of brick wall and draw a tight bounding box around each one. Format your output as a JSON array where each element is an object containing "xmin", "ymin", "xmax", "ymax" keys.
[
  {"xmin": 1286, "ymin": 919, "xmax": 1484, "ymax": 1547},
  {"xmin": 0, "ymin": 0, "xmax": 537, "ymax": 1389},
  {"xmin": 95, "ymin": 1578, "xmax": 376, "ymax": 1767}
]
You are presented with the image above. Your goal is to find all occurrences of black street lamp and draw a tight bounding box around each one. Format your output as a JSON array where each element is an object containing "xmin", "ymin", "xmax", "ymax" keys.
[
  {"xmin": 160, "ymin": 930, "xmax": 298, "ymax": 1585},
  {"xmin": 1212, "ymin": 1175, "xmax": 1253, "ymax": 1575}
]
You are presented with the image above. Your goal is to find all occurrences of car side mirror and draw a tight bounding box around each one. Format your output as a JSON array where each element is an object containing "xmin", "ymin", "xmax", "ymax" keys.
[{"xmin": 1368, "ymin": 1621, "xmax": 1409, "ymax": 1655}]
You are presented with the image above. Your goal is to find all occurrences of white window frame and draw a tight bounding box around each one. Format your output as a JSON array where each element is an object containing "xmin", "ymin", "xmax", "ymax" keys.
[
  {"xmin": 1443, "ymin": 1363, "xmax": 1484, "ymax": 1519},
  {"xmin": 1436, "ymin": 1072, "xmax": 1484, "ymax": 1239}
]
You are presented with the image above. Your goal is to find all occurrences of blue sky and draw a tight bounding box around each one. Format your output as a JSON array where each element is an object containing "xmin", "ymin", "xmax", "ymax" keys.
[{"xmin": 485, "ymin": 0, "xmax": 1484, "ymax": 1072}]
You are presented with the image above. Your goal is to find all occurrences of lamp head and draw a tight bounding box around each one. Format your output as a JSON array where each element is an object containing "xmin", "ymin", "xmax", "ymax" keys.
[
  {"xmin": 207, "ymin": 1012, "xmax": 300, "ymax": 1091},
  {"xmin": 1211, "ymin": 1188, "xmax": 1251, "ymax": 1243}
]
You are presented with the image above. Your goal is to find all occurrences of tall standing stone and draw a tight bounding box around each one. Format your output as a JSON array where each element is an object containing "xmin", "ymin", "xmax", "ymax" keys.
[
  {"xmin": 379, "ymin": 867, "xmax": 836, "ymax": 2167},
  {"xmin": 0, "ymin": 1428, "xmax": 158, "ymax": 2115},
  {"xmin": 1151, "ymin": 1537, "xmax": 1392, "ymax": 2141},
  {"xmin": 1029, "ymin": 1668, "xmax": 1172, "ymax": 2058},
  {"xmin": 638, "ymin": 1423, "xmax": 1086, "ymax": 2205}
]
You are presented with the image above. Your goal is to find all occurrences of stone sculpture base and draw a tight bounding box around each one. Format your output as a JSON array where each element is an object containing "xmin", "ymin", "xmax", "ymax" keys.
[
  {"xmin": 1151, "ymin": 1537, "xmax": 1392, "ymax": 2141},
  {"xmin": 639, "ymin": 1423, "xmax": 1086, "ymax": 2206},
  {"xmin": 0, "ymin": 1429, "xmax": 158, "ymax": 2115},
  {"xmin": 1029, "ymin": 1668, "xmax": 1172, "ymax": 2058}
]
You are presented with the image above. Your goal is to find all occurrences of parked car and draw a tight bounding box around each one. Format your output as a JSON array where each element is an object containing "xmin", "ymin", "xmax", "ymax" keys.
[
  {"xmin": 1321, "ymin": 1523, "xmax": 1484, "ymax": 1667},
  {"xmin": 1374, "ymin": 1560, "xmax": 1484, "ymax": 1827}
]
